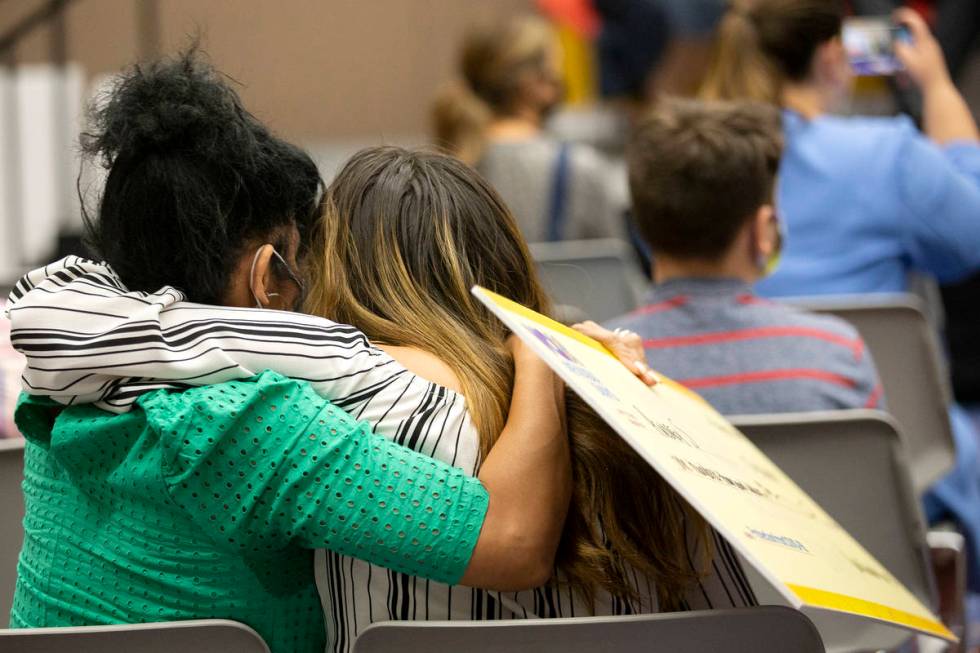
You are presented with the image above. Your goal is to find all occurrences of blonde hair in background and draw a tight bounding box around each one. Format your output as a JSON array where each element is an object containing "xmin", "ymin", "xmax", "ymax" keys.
[
  {"xmin": 700, "ymin": 3, "xmax": 781, "ymax": 103},
  {"xmin": 431, "ymin": 15, "xmax": 557, "ymax": 164},
  {"xmin": 305, "ymin": 146, "xmax": 708, "ymax": 610},
  {"xmin": 700, "ymin": 0, "xmax": 845, "ymax": 104}
]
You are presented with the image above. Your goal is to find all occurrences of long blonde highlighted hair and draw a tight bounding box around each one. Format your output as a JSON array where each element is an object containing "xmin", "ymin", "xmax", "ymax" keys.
[
  {"xmin": 432, "ymin": 16, "xmax": 557, "ymax": 164},
  {"xmin": 306, "ymin": 146, "xmax": 707, "ymax": 609}
]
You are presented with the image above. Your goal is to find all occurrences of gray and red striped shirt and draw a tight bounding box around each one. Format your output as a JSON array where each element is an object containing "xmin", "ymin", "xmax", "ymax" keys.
[{"xmin": 606, "ymin": 277, "xmax": 883, "ymax": 415}]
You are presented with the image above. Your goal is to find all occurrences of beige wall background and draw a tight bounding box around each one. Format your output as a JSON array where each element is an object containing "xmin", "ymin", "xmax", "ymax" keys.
[{"xmin": 2, "ymin": 0, "xmax": 531, "ymax": 143}]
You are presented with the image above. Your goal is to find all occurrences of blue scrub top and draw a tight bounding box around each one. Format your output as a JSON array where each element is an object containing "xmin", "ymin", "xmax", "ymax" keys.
[{"xmin": 756, "ymin": 110, "xmax": 980, "ymax": 297}]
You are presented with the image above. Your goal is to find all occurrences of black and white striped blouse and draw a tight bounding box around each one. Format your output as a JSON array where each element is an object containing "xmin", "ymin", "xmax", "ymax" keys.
[{"xmin": 6, "ymin": 256, "xmax": 756, "ymax": 653}]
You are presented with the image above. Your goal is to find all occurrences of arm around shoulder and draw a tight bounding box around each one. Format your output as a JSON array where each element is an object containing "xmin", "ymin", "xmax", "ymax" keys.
[
  {"xmin": 148, "ymin": 371, "xmax": 489, "ymax": 586},
  {"xmin": 460, "ymin": 337, "xmax": 570, "ymax": 590},
  {"xmin": 148, "ymin": 365, "xmax": 570, "ymax": 592}
]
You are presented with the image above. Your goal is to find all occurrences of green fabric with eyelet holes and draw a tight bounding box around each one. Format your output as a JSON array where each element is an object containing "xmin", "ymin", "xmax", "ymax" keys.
[{"xmin": 9, "ymin": 370, "xmax": 488, "ymax": 653}]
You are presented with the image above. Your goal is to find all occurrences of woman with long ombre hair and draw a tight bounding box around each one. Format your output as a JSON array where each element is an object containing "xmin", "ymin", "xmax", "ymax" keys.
[
  {"xmin": 305, "ymin": 146, "xmax": 755, "ymax": 648},
  {"xmin": 432, "ymin": 15, "xmax": 626, "ymax": 244}
]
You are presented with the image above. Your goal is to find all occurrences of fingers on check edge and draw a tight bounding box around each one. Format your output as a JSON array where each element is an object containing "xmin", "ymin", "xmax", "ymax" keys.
[{"xmin": 633, "ymin": 360, "xmax": 659, "ymax": 386}]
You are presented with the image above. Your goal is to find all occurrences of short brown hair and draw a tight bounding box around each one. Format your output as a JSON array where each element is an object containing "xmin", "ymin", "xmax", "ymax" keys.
[{"xmin": 627, "ymin": 99, "xmax": 783, "ymax": 260}]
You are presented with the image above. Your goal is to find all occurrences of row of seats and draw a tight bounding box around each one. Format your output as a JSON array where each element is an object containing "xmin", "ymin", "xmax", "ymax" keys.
[
  {"xmin": 0, "ymin": 609, "xmax": 824, "ymax": 652},
  {"xmin": 734, "ymin": 411, "xmax": 962, "ymax": 652}
]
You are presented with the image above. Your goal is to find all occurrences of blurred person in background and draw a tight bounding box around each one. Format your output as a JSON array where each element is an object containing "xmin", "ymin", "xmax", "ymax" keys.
[
  {"xmin": 649, "ymin": 0, "xmax": 727, "ymax": 97},
  {"xmin": 546, "ymin": 0, "xmax": 728, "ymax": 271},
  {"xmin": 432, "ymin": 15, "xmax": 627, "ymax": 243},
  {"xmin": 700, "ymin": 0, "xmax": 980, "ymax": 592},
  {"xmin": 546, "ymin": 0, "xmax": 726, "ymax": 156},
  {"xmin": 547, "ymin": 0, "xmax": 670, "ymax": 157},
  {"xmin": 700, "ymin": 0, "xmax": 980, "ymax": 297},
  {"xmin": 607, "ymin": 99, "xmax": 883, "ymax": 415}
]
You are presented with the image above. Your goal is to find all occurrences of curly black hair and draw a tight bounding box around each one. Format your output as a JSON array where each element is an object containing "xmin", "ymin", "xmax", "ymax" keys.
[{"xmin": 80, "ymin": 48, "xmax": 324, "ymax": 304}]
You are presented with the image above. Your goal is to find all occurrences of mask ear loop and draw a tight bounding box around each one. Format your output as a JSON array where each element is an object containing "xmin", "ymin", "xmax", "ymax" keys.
[
  {"xmin": 249, "ymin": 247, "xmax": 283, "ymax": 309},
  {"xmin": 758, "ymin": 212, "xmax": 785, "ymax": 275}
]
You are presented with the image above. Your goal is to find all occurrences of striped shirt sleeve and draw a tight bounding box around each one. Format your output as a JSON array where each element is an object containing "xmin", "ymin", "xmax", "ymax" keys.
[{"xmin": 6, "ymin": 257, "xmax": 472, "ymax": 446}]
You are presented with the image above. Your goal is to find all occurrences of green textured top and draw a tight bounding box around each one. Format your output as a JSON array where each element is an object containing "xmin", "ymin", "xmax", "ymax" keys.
[{"xmin": 10, "ymin": 370, "xmax": 489, "ymax": 653}]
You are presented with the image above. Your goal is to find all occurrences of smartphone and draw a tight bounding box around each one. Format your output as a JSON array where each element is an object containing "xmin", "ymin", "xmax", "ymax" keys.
[{"xmin": 842, "ymin": 17, "xmax": 912, "ymax": 76}]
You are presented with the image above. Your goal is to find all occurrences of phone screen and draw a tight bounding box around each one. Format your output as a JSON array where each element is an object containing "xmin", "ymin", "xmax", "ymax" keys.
[{"xmin": 843, "ymin": 17, "xmax": 910, "ymax": 76}]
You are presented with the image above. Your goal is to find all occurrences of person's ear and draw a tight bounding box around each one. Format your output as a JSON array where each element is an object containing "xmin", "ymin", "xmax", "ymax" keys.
[
  {"xmin": 250, "ymin": 243, "xmax": 276, "ymax": 307},
  {"xmin": 514, "ymin": 71, "xmax": 541, "ymax": 111},
  {"xmin": 752, "ymin": 205, "xmax": 777, "ymax": 260}
]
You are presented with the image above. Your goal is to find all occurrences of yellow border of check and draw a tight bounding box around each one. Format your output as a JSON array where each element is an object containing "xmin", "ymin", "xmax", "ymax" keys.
[
  {"xmin": 789, "ymin": 585, "xmax": 955, "ymax": 640},
  {"xmin": 485, "ymin": 290, "xmax": 615, "ymax": 357},
  {"xmin": 484, "ymin": 289, "xmax": 721, "ymax": 407}
]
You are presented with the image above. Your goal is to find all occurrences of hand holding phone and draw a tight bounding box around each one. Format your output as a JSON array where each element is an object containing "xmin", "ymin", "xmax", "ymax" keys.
[
  {"xmin": 890, "ymin": 7, "xmax": 952, "ymax": 92},
  {"xmin": 842, "ymin": 17, "xmax": 910, "ymax": 76}
]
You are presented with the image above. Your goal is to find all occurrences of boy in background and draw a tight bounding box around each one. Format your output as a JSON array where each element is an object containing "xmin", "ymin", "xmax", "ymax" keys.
[{"xmin": 607, "ymin": 99, "xmax": 882, "ymax": 413}]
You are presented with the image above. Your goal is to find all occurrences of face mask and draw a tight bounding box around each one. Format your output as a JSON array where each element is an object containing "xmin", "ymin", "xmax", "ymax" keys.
[{"xmin": 249, "ymin": 246, "xmax": 306, "ymax": 310}]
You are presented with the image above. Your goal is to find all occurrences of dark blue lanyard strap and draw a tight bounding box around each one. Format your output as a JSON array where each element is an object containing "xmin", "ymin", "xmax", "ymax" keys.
[{"xmin": 546, "ymin": 142, "xmax": 571, "ymax": 242}]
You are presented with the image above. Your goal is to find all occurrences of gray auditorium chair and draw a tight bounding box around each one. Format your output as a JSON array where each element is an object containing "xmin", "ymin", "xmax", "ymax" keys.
[
  {"xmin": 0, "ymin": 619, "xmax": 270, "ymax": 653},
  {"xmin": 785, "ymin": 294, "xmax": 955, "ymax": 494},
  {"xmin": 0, "ymin": 437, "xmax": 24, "ymax": 628},
  {"xmin": 530, "ymin": 239, "xmax": 648, "ymax": 323},
  {"xmin": 731, "ymin": 410, "xmax": 939, "ymax": 653},
  {"xmin": 352, "ymin": 606, "xmax": 824, "ymax": 653}
]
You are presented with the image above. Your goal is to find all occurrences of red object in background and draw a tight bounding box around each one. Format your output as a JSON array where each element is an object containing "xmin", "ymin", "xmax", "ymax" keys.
[
  {"xmin": 908, "ymin": 0, "xmax": 936, "ymax": 24},
  {"xmin": 845, "ymin": 0, "xmax": 936, "ymax": 24},
  {"xmin": 536, "ymin": 0, "xmax": 601, "ymax": 38}
]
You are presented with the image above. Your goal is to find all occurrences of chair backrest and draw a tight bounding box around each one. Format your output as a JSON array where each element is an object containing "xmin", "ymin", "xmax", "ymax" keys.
[
  {"xmin": 731, "ymin": 410, "xmax": 935, "ymax": 653},
  {"xmin": 352, "ymin": 607, "xmax": 824, "ymax": 653},
  {"xmin": 0, "ymin": 619, "xmax": 270, "ymax": 653},
  {"xmin": 785, "ymin": 294, "xmax": 954, "ymax": 493},
  {"xmin": 0, "ymin": 438, "xmax": 24, "ymax": 628},
  {"xmin": 530, "ymin": 239, "xmax": 648, "ymax": 322}
]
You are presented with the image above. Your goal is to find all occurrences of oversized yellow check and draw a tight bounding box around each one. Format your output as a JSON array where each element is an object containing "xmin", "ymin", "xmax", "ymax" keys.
[{"xmin": 472, "ymin": 286, "xmax": 953, "ymax": 642}]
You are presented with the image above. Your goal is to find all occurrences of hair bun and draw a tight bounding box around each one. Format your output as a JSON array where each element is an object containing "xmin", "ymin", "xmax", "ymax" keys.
[{"xmin": 83, "ymin": 49, "xmax": 254, "ymax": 166}]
